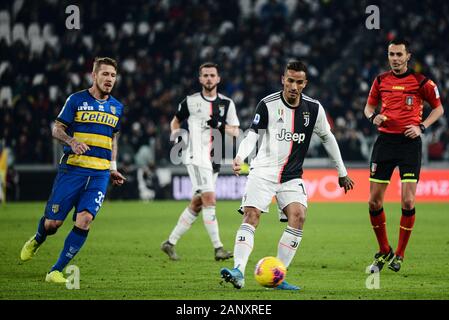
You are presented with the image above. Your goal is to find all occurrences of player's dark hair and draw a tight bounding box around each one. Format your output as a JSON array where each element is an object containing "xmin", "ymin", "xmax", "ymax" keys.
[
  {"xmin": 199, "ymin": 62, "xmax": 219, "ymax": 75},
  {"xmin": 285, "ymin": 60, "xmax": 308, "ymax": 77},
  {"xmin": 389, "ymin": 38, "xmax": 410, "ymax": 52},
  {"xmin": 93, "ymin": 57, "xmax": 118, "ymax": 73}
]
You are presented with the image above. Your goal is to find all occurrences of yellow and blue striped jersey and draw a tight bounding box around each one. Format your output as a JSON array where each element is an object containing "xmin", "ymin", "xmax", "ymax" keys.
[{"xmin": 56, "ymin": 89, "xmax": 124, "ymax": 176}]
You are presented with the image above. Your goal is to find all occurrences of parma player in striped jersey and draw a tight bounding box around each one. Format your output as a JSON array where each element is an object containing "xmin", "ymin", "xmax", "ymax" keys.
[
  {"xmin": 20, "ymin": 57, "xmax": 126, "ymax": 283},
  {"xmin": 220, "ymin": 60, "xmax": 354, "ymax": 290},
  {"xmin": 364, "ymin": 38, "xmax": 444, "ymax": 273}
]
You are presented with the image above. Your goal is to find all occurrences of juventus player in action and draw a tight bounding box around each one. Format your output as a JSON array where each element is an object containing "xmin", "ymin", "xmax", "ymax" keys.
[
  {"xmin": 220, "ymin": 60, "xmax": 354, "ymax": 290},
  {"xmin": 161, "ymin": 62, "xmax": 240, "ymax": 261}
]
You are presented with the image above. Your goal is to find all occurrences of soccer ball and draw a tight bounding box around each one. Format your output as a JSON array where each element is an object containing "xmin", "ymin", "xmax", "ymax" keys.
[{"xmin": 254, "ymin": 256, "xmax": 286, "ymax": 288}]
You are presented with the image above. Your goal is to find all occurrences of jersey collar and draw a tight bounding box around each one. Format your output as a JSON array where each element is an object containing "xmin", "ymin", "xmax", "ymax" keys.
[
  {"xmin": 86, "ymin": 89, "xmax": 110, "ymax": 104},
  {"xmin": 280, "ymin": 91, "xmax": 301, "ymax": 109},
  {"xmin": 391, "ymin": 69, "xmax": 414, "ymax": 79},
  {"xmin": 200, "ymin": 92, "xmax": 218, "ymax": 102}
]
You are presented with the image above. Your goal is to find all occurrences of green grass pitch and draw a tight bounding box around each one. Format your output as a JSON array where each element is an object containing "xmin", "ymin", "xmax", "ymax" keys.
[{"xmin": 1, "ymin": 201, "xmax": 448, "ymax": 300}]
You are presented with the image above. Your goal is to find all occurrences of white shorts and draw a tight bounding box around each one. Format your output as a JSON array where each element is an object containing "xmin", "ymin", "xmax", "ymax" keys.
[
  {"xmin": 240, "ymin": 174, "xmax": 308, "ymax": 219},
  {"xmin": 186, "ymin": 164, "xmax": 218, "ymax": 196}
]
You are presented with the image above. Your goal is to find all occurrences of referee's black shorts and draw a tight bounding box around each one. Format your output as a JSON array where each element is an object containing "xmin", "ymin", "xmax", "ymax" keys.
[{"xmin": 369, "ymin": 133, "xmax": 422, "ymax": 184}]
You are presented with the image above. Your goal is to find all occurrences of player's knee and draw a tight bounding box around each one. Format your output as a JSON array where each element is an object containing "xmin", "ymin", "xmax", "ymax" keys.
[
  {"xmin": 189, "ymin": 197, "xmax": 202, "ymax": 213},
  {"xmin": 201, "ymin": 193, "xmax": 216, "ymax": 207},
  {"xmin": 45, "ymin": 219, "xmax": 63, "ymax": 234},
  {"xmin": 298, "ymin": 213, "xmax": 306, "ymax": 226},
  {"xmin": 189, "ymin": 204, "xmax": 201, "ymax": 215},
  {"xmin": 368, "ymin": 199, "xmax": 383, "ymax": 211},
  {"xmin": 402, "ymin": 198, "xmax": 415, "ymax": 210},
  {"xmin": 289, "ymin": 211, "xmax": 306, "ymax": 229},
  {"xmin": 75, "ymin": 211, "xmax": 94, "ymax": 229},
  {"xmin": 243, "ymin": 208, "xmax": 260, "ymax": 228}
]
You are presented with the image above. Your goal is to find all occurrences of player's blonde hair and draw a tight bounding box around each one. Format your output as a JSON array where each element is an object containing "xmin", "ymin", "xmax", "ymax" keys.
[{"xmin": 93, "ymin": 57, "xmax": 118, "ymax": 73}]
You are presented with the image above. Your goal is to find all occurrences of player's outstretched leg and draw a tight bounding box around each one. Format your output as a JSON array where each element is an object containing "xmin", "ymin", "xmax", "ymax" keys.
[
  {"xmin": 20, "ymin": 216, "xmax": 59, "ymax": 262},
  {"xmin": 276, "ymin": 225, "xmax": 303, "ymax": 291},
  {"xmin": 220, "ymin": 267, "xmax": 245, "ymax": 289},
  {"xmin": 220, "ymin": 222, "xmax": 256, "ymax": 289},
  {"xmin": 161, "ymin": 207, "xmax": 199, "ymax": 260},
  {"xmin": 46, "ymin": 225, "xmax": 89, "ymax": 283}
]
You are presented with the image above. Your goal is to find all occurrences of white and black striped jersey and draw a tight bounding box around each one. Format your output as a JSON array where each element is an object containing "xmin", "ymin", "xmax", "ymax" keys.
[
  {"xmin": 247, "ymin": 91, "xmax": 347, "ymax": 183},
  {"xmin": 175, "ymin": 92, "xmax": 240, "ymax": 170}
]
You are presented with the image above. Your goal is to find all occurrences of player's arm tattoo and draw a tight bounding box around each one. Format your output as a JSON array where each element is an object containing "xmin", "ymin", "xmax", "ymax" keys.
[
  {"xmin": 53, "ymin": 120, "xmax": 90, "ymax": 154},
  {"xmin": 52, "ymin": 121, "xmax": 73, "ymax": 146}
]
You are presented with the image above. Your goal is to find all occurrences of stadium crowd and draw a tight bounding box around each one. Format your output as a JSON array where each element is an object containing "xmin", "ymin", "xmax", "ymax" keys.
[{"xmin": 1, "ymin": 0, "xmax": 448, "ymax": 171}]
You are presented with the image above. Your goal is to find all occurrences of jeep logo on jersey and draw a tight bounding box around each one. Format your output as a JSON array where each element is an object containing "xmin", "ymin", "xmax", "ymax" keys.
[{"xmin": 276, "ymin": 129, "xmax": 305, "ymax": 143}]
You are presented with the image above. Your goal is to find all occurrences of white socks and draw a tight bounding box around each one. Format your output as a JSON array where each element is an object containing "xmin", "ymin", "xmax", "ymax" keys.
[
  {"xmin": 168, "ymin": 206, "xmax": 224, "ymax": 249},
  {"xmin": 232, "ymin": 223, "xmax": 302, "ymax": 276},
  {"xmin": 202, "ymin": 206, "xmax": 223, "ymax": 248},
  {"xmin": 277, "ymin": 226, "xmax": 303, "ymax": 268},
  {"xmin": 233, "ymin": 223, "xmax": 255, "ymax": 275},
  {"xmin": 168, "ymin": 207, "xmax": 198, "ymax": 245}
]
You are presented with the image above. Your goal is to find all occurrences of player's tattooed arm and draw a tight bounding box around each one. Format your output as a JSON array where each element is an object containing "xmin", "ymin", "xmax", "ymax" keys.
[{"xmin": 52, "ymin": 121, "xmax": 90, "ymax": 154}]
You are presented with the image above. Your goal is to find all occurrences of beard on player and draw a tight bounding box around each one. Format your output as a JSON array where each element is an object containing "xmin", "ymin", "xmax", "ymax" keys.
[{"xmin": 203, "ymin": 82, "xmax": 217, "ymax": 93}]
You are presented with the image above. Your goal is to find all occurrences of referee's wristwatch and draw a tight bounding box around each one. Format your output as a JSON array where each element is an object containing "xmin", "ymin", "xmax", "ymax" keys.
[{"xmin": 419, "ymin": 123, "xmax": 426, "ymax": 134}]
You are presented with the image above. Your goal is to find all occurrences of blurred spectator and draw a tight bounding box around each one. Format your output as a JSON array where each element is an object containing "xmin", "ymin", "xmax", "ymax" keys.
[
  {"xmin": 0, "ymin": 0, "xmax": 447, "ymax": 168},
  {"xmin": 137, "ymin": 162, "xmax": 161, "ymax": 201}
]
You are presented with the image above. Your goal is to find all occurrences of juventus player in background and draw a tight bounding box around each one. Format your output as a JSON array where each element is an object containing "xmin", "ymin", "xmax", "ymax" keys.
[
  {"xmin": 220, "ymin": 60, "xmax": 354, "ymax": 290},
  {"xmin": 161, "ymin": 62, "xmax": 240, "ymax": 261}
]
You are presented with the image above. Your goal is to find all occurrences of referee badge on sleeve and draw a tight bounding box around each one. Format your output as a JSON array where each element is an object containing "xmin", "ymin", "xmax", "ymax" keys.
[{"xmin": 405, "ymin": 96, "xmax": 413, "ymax": 107}]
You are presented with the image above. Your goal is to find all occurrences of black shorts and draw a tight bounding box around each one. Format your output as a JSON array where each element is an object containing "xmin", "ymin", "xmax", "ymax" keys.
[{"xmin": 369, "ymin": 133, "xmax": 422, "ymax": 184}]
